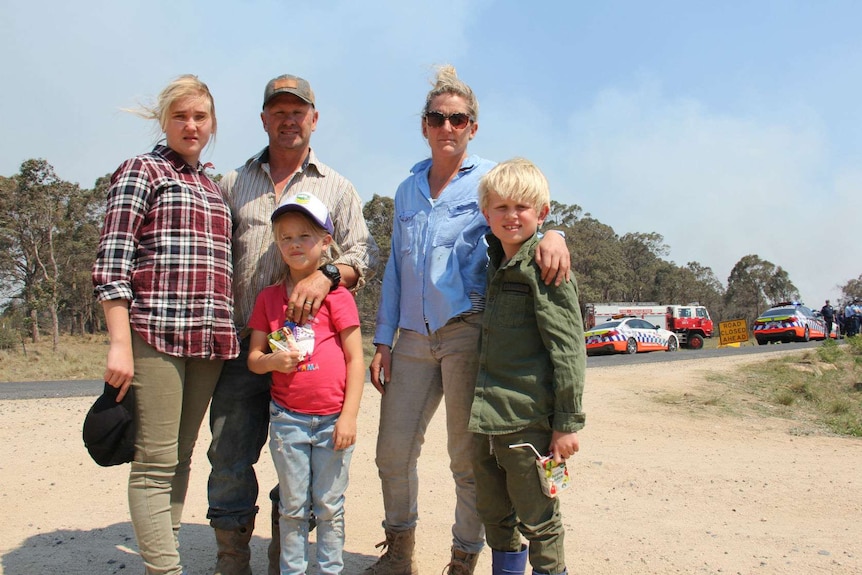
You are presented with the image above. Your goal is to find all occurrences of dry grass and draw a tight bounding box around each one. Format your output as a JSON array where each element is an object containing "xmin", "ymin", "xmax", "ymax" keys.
[
  {"xmin": 0, "ymin": 334, "xmax": 109, "ymax": 382},
  {"xmin": 699, "ymin": 337, "xmax": 862, "ymax": 437},
  {"xmin": 0, "ymin": 333, "xmax": 379, "ymax": 383}
]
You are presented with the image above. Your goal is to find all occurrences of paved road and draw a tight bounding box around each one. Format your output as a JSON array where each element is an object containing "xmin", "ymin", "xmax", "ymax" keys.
[
  {"xmin": 586, "ymin": 337, "xmax": 834, "ymax": 367},
  {"xmin": 1, "ymin": 339, "xmax": 836, "ymax": 400},
  {"xmin": 0, "ymin": 379, "xmax": 103, "ymax": 400}
]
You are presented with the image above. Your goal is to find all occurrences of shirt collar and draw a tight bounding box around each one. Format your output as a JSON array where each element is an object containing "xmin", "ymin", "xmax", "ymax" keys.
[
  {"xmin": 252, "ymin": 146, "xmax": 320, "ymax": 176},
  {"xmin": 153, "ymin": 144, "xmax": 205, "ymax": 172},
  {"xmin": 486, "ymin": 231, "xmax": 540, "ymax": 268},
  {"xmin": 410, "ymin": 154, "xmax": 483, "ymax": 176}
]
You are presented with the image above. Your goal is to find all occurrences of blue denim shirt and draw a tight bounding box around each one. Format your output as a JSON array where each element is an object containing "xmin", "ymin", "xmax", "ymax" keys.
[{"xmin": 374, "ymin": 155, "xmax": 497, "ymax": 347}]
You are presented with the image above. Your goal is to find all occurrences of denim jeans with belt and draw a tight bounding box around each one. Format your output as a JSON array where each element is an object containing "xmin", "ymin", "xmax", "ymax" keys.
[
  {"xmin": 206, "ymin": 338, "xmax": 273, "ymax": 530},
  {"xmin": 270, "ymin": 403, "xmax": 353, "ymax": 575},
  {"xmin": 375, "ymin": 313, "xmax": 485, "ymax": 553}
]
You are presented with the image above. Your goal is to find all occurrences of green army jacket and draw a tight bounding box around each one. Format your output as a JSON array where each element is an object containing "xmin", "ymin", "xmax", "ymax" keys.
[{"xmin": 468, "ymin": 232, "xmax": 587, "ymax": 435}]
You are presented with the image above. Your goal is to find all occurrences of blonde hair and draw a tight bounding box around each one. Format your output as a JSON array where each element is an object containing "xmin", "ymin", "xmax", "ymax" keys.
[
  {"xmin": 422, "ymin": 64, "xmax": 478, "ymax": 120},
  {"xmin": 478, "ymin": 158, "xmax": 550, "ymax": 213},
  {"xmin": 126, "ymin": 74, "xmax": 217, "ymax": 142}
]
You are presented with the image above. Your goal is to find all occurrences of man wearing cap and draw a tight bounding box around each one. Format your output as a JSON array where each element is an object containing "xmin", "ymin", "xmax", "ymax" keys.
[{"xmin": 206, "ymin": 74, "xmax": 378, "ymax": 575}]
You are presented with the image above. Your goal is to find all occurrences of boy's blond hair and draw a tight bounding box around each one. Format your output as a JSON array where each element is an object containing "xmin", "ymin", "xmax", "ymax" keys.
[{"xmin": 478, "ymin": 157, "xmax": 550, "ymax": 213}]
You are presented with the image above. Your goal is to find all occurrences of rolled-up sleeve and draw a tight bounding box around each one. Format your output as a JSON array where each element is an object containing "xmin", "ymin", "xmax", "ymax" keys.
[{"xmin": 92, "ymin": 157, "xmax": 151, "ymax": 302}]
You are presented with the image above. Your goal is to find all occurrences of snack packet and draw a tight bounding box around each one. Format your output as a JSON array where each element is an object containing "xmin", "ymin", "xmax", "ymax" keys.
[
  {"xmin": 268, "ymin": 321, "xmax": 315, "ymax": 360},
  {"xmin": 509, "ymin": 442, "xmax": 571, "ymax": 498},
  {"xmin": 268, "ymin": 325, "xmax": 297, "ymax": 353}
]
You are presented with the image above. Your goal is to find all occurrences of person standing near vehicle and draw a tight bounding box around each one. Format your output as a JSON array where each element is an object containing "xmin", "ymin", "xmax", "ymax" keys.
[
  {"xmin": 845, "ymin": 300, "xmax": 859, "ymax": 337},
  {"xmin": 93, "ymin": 74, "xmax": 239, "ymax": 575},
  {"xmin": 206, "ymin": 74, "xmax": 378, "ymax": 575},
  {"xmin": 854, "ymin": 299, "xmax": 862, "ymax": 338},
  {"xmin": 820, "ymin": 300, "xmax": 835, "ymax": 339}
]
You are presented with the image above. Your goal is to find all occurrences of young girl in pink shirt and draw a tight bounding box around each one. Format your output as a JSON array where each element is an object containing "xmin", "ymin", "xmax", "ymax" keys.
[{"xmin": 247, "ymin": 192, "xmax": 364, "ymax": 575}]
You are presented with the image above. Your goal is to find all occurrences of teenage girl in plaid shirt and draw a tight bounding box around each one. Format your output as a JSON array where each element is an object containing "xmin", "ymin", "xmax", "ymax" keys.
[{"xmin": 92, "ymin": 75, "xmax": 239, "ymax": 575}]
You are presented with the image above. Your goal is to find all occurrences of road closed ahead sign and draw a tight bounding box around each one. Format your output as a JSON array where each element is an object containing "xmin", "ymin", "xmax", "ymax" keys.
[{"xmin": 719, "ymin": 319, "xmax": 749, "ymax": 345}]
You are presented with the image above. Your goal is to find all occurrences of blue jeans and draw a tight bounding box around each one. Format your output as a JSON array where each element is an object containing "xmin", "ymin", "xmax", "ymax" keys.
[
  {"xmin": 375, "ymin": 315, "xmax": 485, "ymax": 554},
  {"xmin": 270, "ymin": 403, "xmax": 353, "ymax": 575},
  {"xmin": 207, "ymin": 340, "xmax": 273, "ymax": 530}
]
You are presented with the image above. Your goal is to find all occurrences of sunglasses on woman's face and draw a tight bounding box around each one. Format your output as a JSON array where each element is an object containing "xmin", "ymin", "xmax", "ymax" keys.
[{"xmin": 424, "ymin": 111, "xmax": 472, "ymax": 129}]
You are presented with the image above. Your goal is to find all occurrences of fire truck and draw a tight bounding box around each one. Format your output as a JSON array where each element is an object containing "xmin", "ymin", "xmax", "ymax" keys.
[
  {"xmin": 584, "ymin": 302, "xmax": 666, "ymax": 329},
  {"xmin": 664, "ymin": 304, "xmax": 714, "ymax": 349},
  {"xmin": 584, "ymin": 302, "xmax": 714, "ymax": 349}
]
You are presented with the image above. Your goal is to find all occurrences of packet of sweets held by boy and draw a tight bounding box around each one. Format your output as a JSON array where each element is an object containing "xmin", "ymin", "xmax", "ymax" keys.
[{"xmin": 509, "ymin": 442, "xmax": 571, "ymax": 498}]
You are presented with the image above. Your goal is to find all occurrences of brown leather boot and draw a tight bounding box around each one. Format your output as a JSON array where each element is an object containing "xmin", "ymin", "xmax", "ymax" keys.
[
  {"xmin": 444, "ymin": 546, "xmax": 480, "ymax": 575},
  {"xmin": 212, "ymin": 519, "xmax": 253, "ymax": 575},
  {"xmin": 361, "ymin": 527, "xmax": 419, "ymax": 575}
]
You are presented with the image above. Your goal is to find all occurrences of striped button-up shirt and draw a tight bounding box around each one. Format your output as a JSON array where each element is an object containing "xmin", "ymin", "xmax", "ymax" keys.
[
  {"xmin": 92, "ymin": 145, "xmax": 239, "ymax": 360},
  {"xmin": 221, "ymin": 147, "xmax": 378, "ymax": 329}
]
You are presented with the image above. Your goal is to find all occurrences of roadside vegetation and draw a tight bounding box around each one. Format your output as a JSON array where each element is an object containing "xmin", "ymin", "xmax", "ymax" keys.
[
  {"xmin": 0, "ymin": 334, "xmax": 380, "ymax": 383},
  {"xmin": 699, "ymin": 337, "xmax": 862, "ymax": 437}
]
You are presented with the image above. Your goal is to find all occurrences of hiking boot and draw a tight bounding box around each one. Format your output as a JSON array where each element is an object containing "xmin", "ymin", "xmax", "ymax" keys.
[
  {"xmin": 361, "ymin": 527, "xmax": 419, "ymax": 575},
  {"xmin": 212, "ymin": 520, "xmax": 253, "ymax": 575},
  {"xmin": 444, "ymin": 546, "xmax": 480, "ymax": 575}
]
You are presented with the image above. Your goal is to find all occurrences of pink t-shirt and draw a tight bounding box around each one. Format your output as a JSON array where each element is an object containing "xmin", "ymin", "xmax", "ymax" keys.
[{"xmin": 248, "ymin": 284, "xmax": 360, "ymax": 415}]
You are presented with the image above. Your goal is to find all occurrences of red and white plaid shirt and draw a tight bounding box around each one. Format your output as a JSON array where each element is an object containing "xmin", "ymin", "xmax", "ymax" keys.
[{"xmin": 93, "ymin": 145, "xmax": 239, "ymax": 360}]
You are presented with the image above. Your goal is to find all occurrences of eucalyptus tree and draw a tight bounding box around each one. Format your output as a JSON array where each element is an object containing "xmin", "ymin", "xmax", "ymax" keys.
[
  {"xmin": 620, "ymin": 231, "xmax": 669, "ymax": 302},
  {"xmin": 0, "ymin": 160, "xmax": 89, "ymax": 349},
  {"xmin": 725, "ymin": 254, "xmax": 798, "ymax": 326}
]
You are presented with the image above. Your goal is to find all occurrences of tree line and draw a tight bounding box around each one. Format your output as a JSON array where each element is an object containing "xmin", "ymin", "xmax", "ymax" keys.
[{"xmin": 2, "ymin": 159, "xmax": 860, "ymax": 350}]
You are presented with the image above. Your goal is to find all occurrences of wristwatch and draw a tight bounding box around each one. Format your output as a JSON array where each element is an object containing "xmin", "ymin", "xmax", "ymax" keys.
[{"xmin": 319, "ymin": 263, "xmax": 341, "ymax": 291}]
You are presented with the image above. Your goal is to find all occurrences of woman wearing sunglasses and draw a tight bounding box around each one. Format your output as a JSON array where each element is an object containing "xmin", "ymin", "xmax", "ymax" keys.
[{"xmin": 366, "ymin": 65, "xmax": 571, "ymax": 575}]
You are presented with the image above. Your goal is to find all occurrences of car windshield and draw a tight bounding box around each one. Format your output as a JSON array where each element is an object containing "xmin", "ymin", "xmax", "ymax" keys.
[
  {"xmin": 760, "ymin": 308, "xmax": 796, "ymax": 318},
  {"xmin": 592, "ymin": 321, "xmax": 622, "ymax": 330}
]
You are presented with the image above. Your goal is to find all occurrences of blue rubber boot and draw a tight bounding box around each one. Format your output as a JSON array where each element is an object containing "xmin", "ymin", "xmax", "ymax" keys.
[{"xmin": 491, "ymin": 545, "xmax": 528, "ymax": 575}]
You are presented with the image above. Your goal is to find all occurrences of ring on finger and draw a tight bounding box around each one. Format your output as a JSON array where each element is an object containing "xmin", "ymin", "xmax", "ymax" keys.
[{"xmin": 304, "ymin": 301, "xmax": 313, "ymax": 308}]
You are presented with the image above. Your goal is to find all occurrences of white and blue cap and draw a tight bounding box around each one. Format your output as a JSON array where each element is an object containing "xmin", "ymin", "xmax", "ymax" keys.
[{"xmin": 271, "ymin": 192, "xmax": 334, "ymax": 234}]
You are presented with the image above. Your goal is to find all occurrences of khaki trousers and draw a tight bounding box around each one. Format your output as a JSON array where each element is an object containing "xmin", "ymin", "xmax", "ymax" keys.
[{"xmin": 128, "ymin": 330, "xmax": 223, "ymax": 575}]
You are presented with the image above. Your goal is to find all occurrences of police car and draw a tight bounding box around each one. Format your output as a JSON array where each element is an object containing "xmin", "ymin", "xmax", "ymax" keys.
[
  {"xmin": 584, "ymin": 315, "xmax": 679, "ymax": 356},
  {"xmin": 752, "ymin": 301, "xmax": 829, "ymax": 345}
]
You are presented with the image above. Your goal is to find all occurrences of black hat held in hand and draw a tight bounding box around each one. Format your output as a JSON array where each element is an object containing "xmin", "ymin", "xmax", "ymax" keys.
[{"xmin": 83, "ymin": 383, "xmax": 136, "ymax": 467}]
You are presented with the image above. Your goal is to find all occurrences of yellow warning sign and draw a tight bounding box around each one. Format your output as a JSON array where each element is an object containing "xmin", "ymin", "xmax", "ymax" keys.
[{"xmin": 719, "ymin": 319, "xmax": 749, "ymax": 345}]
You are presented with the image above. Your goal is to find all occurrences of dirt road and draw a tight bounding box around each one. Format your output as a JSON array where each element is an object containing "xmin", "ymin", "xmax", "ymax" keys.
[{"xmin": 1, "ymin": 351, "xmax": 860, "ymax": 574}]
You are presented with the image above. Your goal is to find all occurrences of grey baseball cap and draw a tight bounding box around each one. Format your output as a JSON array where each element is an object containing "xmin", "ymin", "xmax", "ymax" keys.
[{"xmin": 263, "ymin": 74, "xmax": 315, "ymax": 108}]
